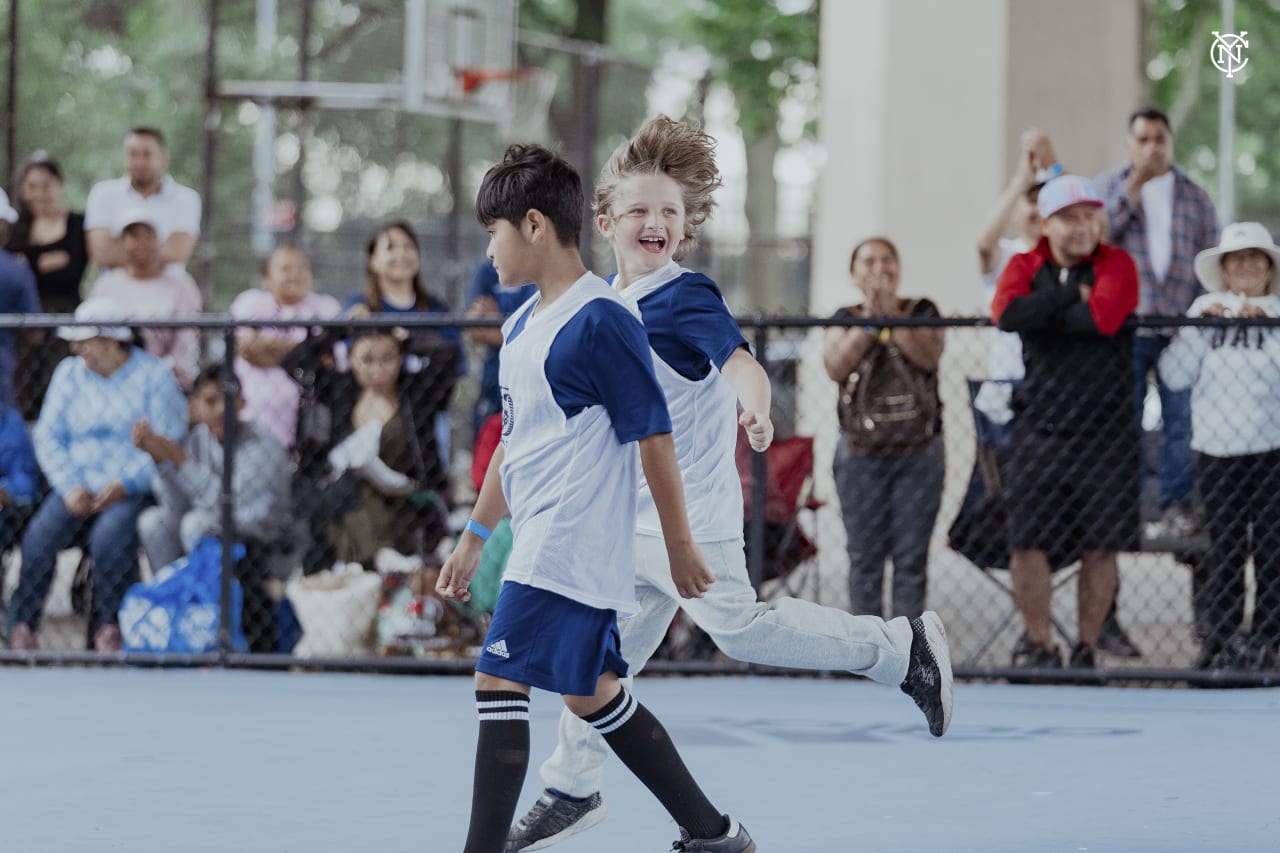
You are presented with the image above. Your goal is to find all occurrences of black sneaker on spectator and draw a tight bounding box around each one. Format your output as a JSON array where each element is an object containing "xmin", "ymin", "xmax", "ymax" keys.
[
  {"xmin": 1068, "ymin": 643, "xmax": 1107, "ymax": 686},
  {"xmin": 506, "ymin": 790, "xmax": 606, "ymax": 852},
  {"xmin": 672, "ymin": 816, "xmax": 756, "ymax": 852},
  {"xmin": 1194, "ymin": 637, "xmax": 1226, "ymax": 671},
  {"xmin": 1012, "ymin": 643, "xmax": 1063, "ymax": 669},
  {"xmin": 1096, "ymin": 610, "xmax": 1142, "ymax": 658},
  {"xmin": 1068, "ymin": 643, "xmax": 1096, "ymax": 668},
  {"xmin": 1211, "ymin": 634, "xmax": 1277, "ymax": 673},
  {"xmin": 1008, "ymin": 642, "xmax": 1063, "ymax": 685},
  {"xmin": 899, "ymin": 611, "xmax": 954, "ymax": 737}
]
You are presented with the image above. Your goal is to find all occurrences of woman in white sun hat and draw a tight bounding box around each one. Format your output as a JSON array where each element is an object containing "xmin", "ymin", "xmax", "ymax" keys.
[{"xmin": 1159, "ymin": 221, "xmax": 1280, "ymax": 671}]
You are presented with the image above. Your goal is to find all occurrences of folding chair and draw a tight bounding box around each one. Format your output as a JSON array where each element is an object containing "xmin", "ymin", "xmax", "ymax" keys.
[
  {"xmin": 654, "ymin": 433, "xmax": 825, "ymax": 662},
  {"xmin": 736, "ymin": 433, "xmax": 822, "ymax": 598},
  {"xmin": 948, "ymin": 379, "xmax": 1078, "ymax": 666}
]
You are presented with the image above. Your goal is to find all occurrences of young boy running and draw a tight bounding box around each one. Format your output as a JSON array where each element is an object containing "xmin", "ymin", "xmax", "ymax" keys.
[
  {"xmin": 437, "ymin": 144, "xmax": 756, "ymax": 853},
  {"xmin": 507, "ymin": 116, "xmax": 954, "ymax": 852}
]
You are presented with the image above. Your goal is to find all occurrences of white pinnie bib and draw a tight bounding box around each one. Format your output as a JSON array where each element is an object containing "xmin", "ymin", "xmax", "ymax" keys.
[{"xmin": 498, "ymin": 273, "xmax": 643, "ymax": 615}]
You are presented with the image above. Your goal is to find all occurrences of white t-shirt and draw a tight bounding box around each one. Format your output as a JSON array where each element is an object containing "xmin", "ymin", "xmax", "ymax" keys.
[
  {"xmin": 1159, "ymin": 292, "xmax": 1280, "ymax": 457},
  {"xmin": 84, "ymin": 174, "xmax": 202, "ymax": 268},
  {"xmin": 982, "ymin": 237, "xmax": 1028, "ymax": 381},
  {"xmin": 1141, "ymin": 170, "xmax": 1176, "ymax": 282}
]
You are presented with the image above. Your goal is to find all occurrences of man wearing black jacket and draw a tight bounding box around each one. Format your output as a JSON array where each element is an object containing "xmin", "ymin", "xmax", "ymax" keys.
[{"xmin": 992, "ymin": 175, "xmax": 1140, "ymax": 669}]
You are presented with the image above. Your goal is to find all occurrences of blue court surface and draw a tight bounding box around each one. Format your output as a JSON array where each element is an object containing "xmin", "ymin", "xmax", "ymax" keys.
[{"xmin": 1, "ymin": 668, "xmax": 1274, "ymax": 852}]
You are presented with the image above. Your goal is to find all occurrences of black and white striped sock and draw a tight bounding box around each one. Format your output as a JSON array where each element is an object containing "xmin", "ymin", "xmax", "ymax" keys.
[
  {"xmin": 476, "ymin": 689, "xmax": 531, "ymax": 722},
  {"xmin": 463, "ymin": 690, "xmax": 530, "ymax": 853},
  {"xmin": 581, "ymin": 688, "xmax": 726, "ymax": 840}
]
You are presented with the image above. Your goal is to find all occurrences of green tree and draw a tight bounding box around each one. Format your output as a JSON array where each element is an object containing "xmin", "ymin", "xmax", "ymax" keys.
[
  {"xmin": 1146, "ymin": 0, "xmax": 1280, "ymax": 224},
  {"xmin": 7, "ymin": 0, "xmax": 506, "ymax": 304},
  {"xmin": 685, "ymin": 0, "xmax": 819, "ymax": 305}
]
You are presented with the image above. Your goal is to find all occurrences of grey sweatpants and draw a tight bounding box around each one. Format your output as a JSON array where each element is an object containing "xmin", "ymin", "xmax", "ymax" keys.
[{"xmin": 538, "ymin": 533, "xmax": 914, "ymax": 798}]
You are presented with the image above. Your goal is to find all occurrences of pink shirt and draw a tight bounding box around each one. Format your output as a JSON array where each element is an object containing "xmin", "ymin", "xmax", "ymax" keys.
[
  {"xmin": 230, "ymin": 288, "xmax": 342, "ymax": 447},
  {"xmin": 91, "ymin": 268, "xmax": 203, "ymax": 388}
]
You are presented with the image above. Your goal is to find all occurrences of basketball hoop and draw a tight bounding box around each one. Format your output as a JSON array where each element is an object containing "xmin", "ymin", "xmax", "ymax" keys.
[{"xmin": 455, "ymin": 67, "xmax": 557, "ymax": 144}]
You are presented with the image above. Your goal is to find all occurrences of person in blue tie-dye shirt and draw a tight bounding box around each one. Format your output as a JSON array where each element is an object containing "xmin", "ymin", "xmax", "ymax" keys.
[{"xmin": 6, "ymin": 298, "xmax": 186, "ymax": 652}]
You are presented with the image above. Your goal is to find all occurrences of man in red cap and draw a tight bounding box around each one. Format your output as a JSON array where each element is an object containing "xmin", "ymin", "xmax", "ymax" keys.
[{"xmin": 991, "ymin": 174, "xmax": 1140, "ymax": 670}]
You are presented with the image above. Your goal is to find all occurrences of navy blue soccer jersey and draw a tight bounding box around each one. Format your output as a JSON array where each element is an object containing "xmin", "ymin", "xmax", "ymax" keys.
[{"xmin": 507, "ymin": 296, "xmax": 672, "ymax": 443}]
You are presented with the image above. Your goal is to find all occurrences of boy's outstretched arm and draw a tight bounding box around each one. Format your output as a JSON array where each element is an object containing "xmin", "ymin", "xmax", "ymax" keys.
[
  {"xmin": 720, "ymin": 347, "xmax": 774, "ymax": 452},
  {"xmin": 638, "ymin": 433, "xmax": 715, "ymax": 598},
  {"xmin": 437, "ymin": 444, "xmax": 510, "ymax": 602}
]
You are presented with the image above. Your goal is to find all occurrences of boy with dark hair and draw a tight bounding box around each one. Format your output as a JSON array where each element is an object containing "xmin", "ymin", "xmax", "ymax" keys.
[{"xmin": 437, "ymin": 143, "xmax": 755, "ymax": 853}]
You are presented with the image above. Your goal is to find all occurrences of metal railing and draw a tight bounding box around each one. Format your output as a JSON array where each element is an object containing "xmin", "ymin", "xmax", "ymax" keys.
[{"xmin": 1, "ymin": 312, "xmax": 1277, "ymax": 687}]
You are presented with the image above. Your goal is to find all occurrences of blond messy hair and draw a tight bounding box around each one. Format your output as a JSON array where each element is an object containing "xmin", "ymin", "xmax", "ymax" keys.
[{"xmin": 595, "ymin": 115, "xmax": 722, "ymax": 261}]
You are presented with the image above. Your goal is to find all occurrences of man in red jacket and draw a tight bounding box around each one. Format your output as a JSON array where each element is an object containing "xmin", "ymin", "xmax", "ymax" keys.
[{"xmin": 992, "ymin": 174, "xmax": 1140, "ymax": 670}]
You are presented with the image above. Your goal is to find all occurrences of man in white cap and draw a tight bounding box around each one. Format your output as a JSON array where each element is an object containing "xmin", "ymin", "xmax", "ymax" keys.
[
  {"xmin": 88, "ymin": 207, "xmax": 202, "ymax": 388},
  {"xmin": 84, "ymin": 127, "xmax": 201, "ymax": 272},
  {"xmin": 991, "ymin": 174, "xmax": 1140, "ymax": 671},
  {"xmin": 0, "ymin": 189, "xmax": 42, "ymax": 408}
]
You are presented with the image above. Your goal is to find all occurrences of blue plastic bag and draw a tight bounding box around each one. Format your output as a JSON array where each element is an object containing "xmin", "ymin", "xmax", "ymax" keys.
[{"xmin": 119, "ymin": 536, "xmax": 248, "ymax": 653}]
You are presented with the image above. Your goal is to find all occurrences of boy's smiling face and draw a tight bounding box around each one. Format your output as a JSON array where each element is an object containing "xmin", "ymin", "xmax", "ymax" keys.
[{"xmin": 598, "ymin": 172, "xmax": 687, "ymax": 280}]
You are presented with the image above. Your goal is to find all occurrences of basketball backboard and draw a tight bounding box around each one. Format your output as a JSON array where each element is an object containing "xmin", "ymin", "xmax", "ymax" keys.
[{"xmin": 217, "ymin": 0, "xmax": 520, "ymax": 123}]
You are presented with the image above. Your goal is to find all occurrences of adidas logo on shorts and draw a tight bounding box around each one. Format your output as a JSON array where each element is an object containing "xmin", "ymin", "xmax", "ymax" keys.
[{"xmin": 485, "ymin": 639, "xmax": 511, "ymax": 659}]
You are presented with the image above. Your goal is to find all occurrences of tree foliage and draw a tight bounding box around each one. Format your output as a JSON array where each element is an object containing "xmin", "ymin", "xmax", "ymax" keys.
[
  {"xmin": 684, "ymin": 0, "xmax": 819, "ymax": 144},
  {"xmin": 1146, "ymin": 0, "xmax": 1280, "ymax": 222}
]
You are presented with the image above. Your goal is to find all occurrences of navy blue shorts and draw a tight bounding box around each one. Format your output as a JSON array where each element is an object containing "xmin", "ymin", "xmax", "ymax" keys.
[{"xmin": 476, "ymin": 582, "xmax": 630, "ymax": 696}]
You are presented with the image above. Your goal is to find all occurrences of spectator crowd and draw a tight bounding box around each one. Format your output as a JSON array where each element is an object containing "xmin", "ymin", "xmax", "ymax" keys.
[{"xmin": 1, "ymin": 112, "xmax": 1278, "ymax": 674}]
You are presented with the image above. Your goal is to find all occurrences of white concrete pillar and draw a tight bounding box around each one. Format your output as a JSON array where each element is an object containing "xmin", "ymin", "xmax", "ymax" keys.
[{"xmin": 792, "ymin": 0, "xmax": 1142, "ymax": 613}]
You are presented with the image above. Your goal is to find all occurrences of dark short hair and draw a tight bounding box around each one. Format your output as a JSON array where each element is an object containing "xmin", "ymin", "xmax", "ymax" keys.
[
  {"xmin": 127, "ymin": 127, "xmax": 167, "ymax": 148},
  {"xmin": 260, "ymin": 243, "xmax": 308, "ymax": 277},
  {"xmin": 349, "ymin": 326, "xmax": 403, "ymax": 350},
  {"xmin": 8, "ymin": 158, "xmax": 65, "ymax": 247},
  {"xmin": 193, "ymin": 362, "xmax": 230, "ymax": 392},
  {"xmin": 1128, "ymin": 107, "xmax": 1171, "ymax": 133},
  {"xmin": 476, "ymin": 144, "xmax": 583, "ymax": 248},
  {"xmin": 16, "ymin": 155, "xmax": 62, "ymax": 186},
  {"xmin": 849, "ymin": 236, "xmax": 900, "ymax": 273}
]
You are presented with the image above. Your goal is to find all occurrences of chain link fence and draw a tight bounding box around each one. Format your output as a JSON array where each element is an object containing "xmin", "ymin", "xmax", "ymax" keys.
[{"xmin": 1, "ymin": 313, "xmax": 1277, "ymax": 686}]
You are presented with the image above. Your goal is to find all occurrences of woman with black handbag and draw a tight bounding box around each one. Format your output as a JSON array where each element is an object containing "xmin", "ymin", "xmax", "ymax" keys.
[{"xmin": 822, "ymin": 237, "xmax": 945, "ymax": 619}]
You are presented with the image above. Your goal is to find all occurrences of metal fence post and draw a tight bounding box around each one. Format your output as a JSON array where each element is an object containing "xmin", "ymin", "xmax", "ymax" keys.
[
  {"xmin": 747, "ymin": 320, "xmax": 768, "ymax": 591},
  {"xmin": 217, "ymin": 322, "xmax": 239, "ymax": 659}
]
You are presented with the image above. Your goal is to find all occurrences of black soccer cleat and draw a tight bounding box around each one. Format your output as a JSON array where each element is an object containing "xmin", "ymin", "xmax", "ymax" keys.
[
  {"xmin": 671, "ymin": 816, "xmax": 756, "ymax": 852},
  {"xmin": 900, "ymin": 611, "xmax": 954, "ymax": 737}
]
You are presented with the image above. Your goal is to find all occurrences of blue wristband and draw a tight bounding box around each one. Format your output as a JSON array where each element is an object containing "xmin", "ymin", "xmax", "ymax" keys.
[
  {"xmin": 1036, "ymin": 162, "xmax": 1064, "ymax": 183},
  {"xmin": 464, "ymin": 518, "xmax": 492, "ymax": 542}
]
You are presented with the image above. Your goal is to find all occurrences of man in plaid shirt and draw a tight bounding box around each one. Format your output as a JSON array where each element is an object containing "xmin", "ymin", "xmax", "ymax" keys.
[{"xmin": 1097, "ymin": 107, "xmax": 1219, "ymax": 539}]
